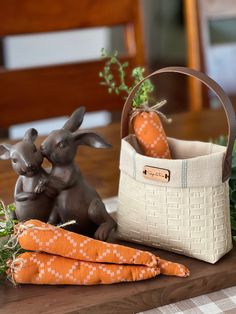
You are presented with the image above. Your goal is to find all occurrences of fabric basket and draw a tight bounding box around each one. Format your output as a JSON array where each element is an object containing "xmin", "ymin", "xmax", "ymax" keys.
[{"xmin": 116, "ymin": 66, "xmax": 236, "ymax": 264}]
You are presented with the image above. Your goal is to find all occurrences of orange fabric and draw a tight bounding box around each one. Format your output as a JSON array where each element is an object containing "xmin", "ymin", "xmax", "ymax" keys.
[
  {"xmin": 12, "ymin": 252, "xmax": 160, "ymax": 285},
  {"xmin": 9, "ymin": 220, "xmax": 190, "ymax": 285},
  {"xmin": 132, "ymin": 111, "xmax": 171, "ymax": 159},
  {"xmin": 158, "ymin": 258, "xmax": 190, "ymax": 277},
  {"xmin": 17, "ymin": 220, "xmax": 157, "ymax": 267}
]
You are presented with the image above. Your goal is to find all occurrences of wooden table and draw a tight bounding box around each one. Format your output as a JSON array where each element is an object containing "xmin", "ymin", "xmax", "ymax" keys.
[{"xmin": 1, "ymin": 109, "xmax": 235, "ymax": 314}]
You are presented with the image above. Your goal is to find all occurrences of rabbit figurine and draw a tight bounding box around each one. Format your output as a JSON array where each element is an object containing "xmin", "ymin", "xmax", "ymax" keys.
[
  {"xmin": 39, "ymin": 107, "xmax": 117, "ymax": 240},
  {"xmin": 0, "ymin": 128, "xmax": 55, "ymax": 221}
]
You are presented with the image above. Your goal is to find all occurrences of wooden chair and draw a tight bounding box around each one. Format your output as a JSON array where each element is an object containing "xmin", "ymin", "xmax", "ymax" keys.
[
  {"xmin": 0, "ymin": 0, "xmax": 145, "ymax": 134},
  {"xmin": 184, "ymin": 0, "xmax": 236, "ymax": 111}
]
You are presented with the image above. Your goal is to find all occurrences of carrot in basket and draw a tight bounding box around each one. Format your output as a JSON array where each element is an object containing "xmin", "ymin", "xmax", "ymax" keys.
[
  {"xmin": 131, "ymin": 101, "xmax": 172, "ymax": 159},
  {"xmin": 9, "ymin": 252, "xmax": 161, "ymax": 285},
  {"xmin": 15, "ymin": 220, "xmax": 189, "ymax": 279},
  {"xmin": 99, "ymin": 50, "xmax": 172, "ymax": 159}
]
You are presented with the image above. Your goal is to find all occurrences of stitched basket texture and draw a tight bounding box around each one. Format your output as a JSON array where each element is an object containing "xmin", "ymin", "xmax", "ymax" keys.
[
  {"xmin": 117, "ymin": 173, "xmax": 232, "ymax": 264},
  {"xmin": 117, "ymin": 137, "xmax": 232, "ymax": 263}
]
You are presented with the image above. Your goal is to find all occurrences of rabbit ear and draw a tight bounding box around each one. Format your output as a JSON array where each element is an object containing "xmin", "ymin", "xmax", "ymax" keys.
[
  {"xmin": 0, "ymin": 143, "xmax": 12, "ymax": 160},
  {"xmin": 23, "ymin": 128, "xmax": 38, "ymax": 143},
  {"xmin": 73, "ymin": 131, "xmax": 112, "ymax": 149},
  {"xmin": 63, "ymin": 107, "xmax": 86, "ymax": 132}
]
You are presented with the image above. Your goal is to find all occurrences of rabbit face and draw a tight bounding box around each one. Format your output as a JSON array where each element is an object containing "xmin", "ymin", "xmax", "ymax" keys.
[
  {"xmin": 40, "ymin": 107, "xmax": 86, "ymax": 165},
  {"xmin": 0, "ymin": 128, "xmax": 43, "ymax": 177},
  {"xmin": 10, "ymin": 141, "xmax": 43, "ymax": 176},
  {"xmin": 40, "ymin": 107, "xmax": 112, "ymax": 166},
  {"xmin": 41, "ymin": 129, "xmax": 77, "ymax": 165}
]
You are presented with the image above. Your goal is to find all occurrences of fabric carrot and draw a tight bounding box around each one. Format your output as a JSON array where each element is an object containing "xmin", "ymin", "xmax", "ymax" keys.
[
  {"xmin": 100, "ymin": 50, "xmax": 171, "ymax": 159},
  {"xmin": 6, "ymin": 220, "xmax": 189, "ymax": 285},
  {"xmin": 9, "ymin": 252, "xmax": 160, "ymax": 285},
  {"xmin": 158, "ymin": 258, "xmax": 190, "ymax": 277},
  {"xmin": 131, "ymin": 101, "xmax": 172, "ymax": 159},
  {"xmin": 16, "ymin": 220, "xmax": 157, "ymax": 267}
]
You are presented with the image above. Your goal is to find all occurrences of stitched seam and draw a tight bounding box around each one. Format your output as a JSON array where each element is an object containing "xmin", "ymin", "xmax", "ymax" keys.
[
  {"xmin": 185, "ymin": 160, "xmax": 188, "ymax": 187},
  {"xmin": 182, "ymin": 160, "xmax": 188, "ymax": 188},
  {"xmin": 133, "ymin": 151, "xmax": 137, "ymax": 179},
  {"xmin": 181, "ymin": 160, "xmax": 184, "ymax": 187}
]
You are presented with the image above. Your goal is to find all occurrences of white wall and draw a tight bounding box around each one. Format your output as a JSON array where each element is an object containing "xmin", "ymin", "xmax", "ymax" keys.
[{"xmin": 4, "ymin": 28, "xmax": 110, "ymax": 69}]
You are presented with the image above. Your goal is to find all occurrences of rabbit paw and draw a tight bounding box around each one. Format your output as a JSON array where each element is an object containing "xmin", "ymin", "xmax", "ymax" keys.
[
  {"xmin": 94, "ymin": 222, "xmax": 113, "ymax": 241},
  {"xmin": 35, "ymin": 179, "xmax": 48, "ymax": 194},
  {"xmin": 16, "ymin": 192, "xmax": 37, "ymax": 202}
]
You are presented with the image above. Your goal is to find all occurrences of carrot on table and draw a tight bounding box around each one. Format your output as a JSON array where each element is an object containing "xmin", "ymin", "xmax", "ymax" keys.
[
  {"xmin": 9, "ymin": 253, "xmax": 189, "ymax": 285},
  {"xmin": 157, "ymin": 258, "xmax": 190, "ymax": 277},
  {"xmin": 16, "ymin": 220, "xmax": 189, "ymax": 277},
  {"xmin": 6, "ymin": 220, "xmax": 190, "ymax": 285},
  {"xmin": 16, "ymin": 220, "xmax": 157, "ymax": 267},
  {"xmin": 9, "ymin": 252, "xmax": 160, "ymax": 285}
]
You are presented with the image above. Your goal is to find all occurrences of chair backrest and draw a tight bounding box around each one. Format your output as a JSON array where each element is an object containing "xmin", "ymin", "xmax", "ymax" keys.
[
  {"xmin": 0, "ymin": 0, "xmax": 145, "ymax": 128},
  {"xmin": 184, "ymin": 0, "xmax": 236, "ymax": 111}
]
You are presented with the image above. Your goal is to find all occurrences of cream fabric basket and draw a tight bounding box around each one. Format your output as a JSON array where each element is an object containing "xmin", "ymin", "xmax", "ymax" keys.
[{"xmin": 116, "ymin": 67, "xmax": 236, "ymax": 264}]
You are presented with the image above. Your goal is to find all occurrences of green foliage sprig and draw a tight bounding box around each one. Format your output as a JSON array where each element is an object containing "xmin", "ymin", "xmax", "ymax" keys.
[
  {"xmin": 99, "ymin": 48, "xmax": 154, "ymax": 108},
  {"xmin": 213, "ymin": 136, "xmax": 236, "ymax": 242},
  {"xmin": 0, "ymin": 201, "xmax": 22, "ymax": 277},
  {"xmin": 0, "ymin": 201, "xmax": 16, "ymax": 237}
]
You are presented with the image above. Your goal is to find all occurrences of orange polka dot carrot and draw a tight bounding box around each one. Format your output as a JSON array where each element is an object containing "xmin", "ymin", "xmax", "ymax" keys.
[
  {"xmin": 131, "ymin": 101, "xmax": 172, "ymax": 159},
  {"xmin": 5, "ymin": 220, "xmax": 189, "ymax": 285}
]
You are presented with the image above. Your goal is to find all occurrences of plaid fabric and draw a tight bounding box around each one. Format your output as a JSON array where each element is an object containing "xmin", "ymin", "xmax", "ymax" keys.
[{"xmin": 139, "ymin": 286, "xmax": 236, "ymax": 314}]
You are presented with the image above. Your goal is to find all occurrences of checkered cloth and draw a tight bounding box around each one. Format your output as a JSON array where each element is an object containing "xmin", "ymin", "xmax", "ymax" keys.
[{"xmin": 139, "ymin": 286, "xmax": 236, "ymax": 314}]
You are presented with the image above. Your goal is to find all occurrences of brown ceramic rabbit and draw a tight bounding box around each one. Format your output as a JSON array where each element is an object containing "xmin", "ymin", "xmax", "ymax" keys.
[
  {"xmin": 0, "ymin": 128, "xmax": 56, "ymax": 221},
  {"xmin": 39, "ymin": 107, "xmax": 117, "ymax": 240}
]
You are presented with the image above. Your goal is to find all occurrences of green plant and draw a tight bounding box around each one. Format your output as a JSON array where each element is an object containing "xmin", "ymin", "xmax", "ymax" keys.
[
  {"xmin": 99, "ymin": 48, "xmax": 154, "ymax": 108},
  {"xmin": 0, "ymin": 201, "xmax": 22, "ymax": 277},
  {"xmin": 213, "ymin": 136, "xmax": 236, "ymax": 241},
  {"xmin": 0, "ymin": 201, "xmax": 16, "ymax": 237}
]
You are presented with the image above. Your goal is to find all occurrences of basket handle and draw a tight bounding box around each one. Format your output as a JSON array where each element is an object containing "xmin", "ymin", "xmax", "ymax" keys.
[{"xmin": 121, "ymin": 66, "xmax": 236, "ymax": 182}]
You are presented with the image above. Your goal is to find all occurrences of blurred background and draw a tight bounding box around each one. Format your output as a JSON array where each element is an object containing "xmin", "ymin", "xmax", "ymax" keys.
[{"xmin": 0, "ymin": 0, "xmax": 236, "ymax": 139}]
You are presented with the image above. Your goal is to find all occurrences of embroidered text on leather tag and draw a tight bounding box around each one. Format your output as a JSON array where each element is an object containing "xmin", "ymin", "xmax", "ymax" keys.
[{"xmin": 143, "ymin": 166, "xmax": 170, "ymax": 182}]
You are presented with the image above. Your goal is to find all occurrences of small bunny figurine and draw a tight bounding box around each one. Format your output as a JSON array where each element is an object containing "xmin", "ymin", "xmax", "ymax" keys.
[
  {"xmin": 39, "ymin": 107, "xmax": 117, "ymax": 240},
  {"xmin": 0, "ymin": 128, "xmax": 55, "ymax": 221}
]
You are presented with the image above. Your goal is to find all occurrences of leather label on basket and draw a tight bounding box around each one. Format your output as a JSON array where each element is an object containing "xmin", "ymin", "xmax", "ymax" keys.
[{"xmin": 143, "ymin": 166, "xmax": 170, "ymax": 182}]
